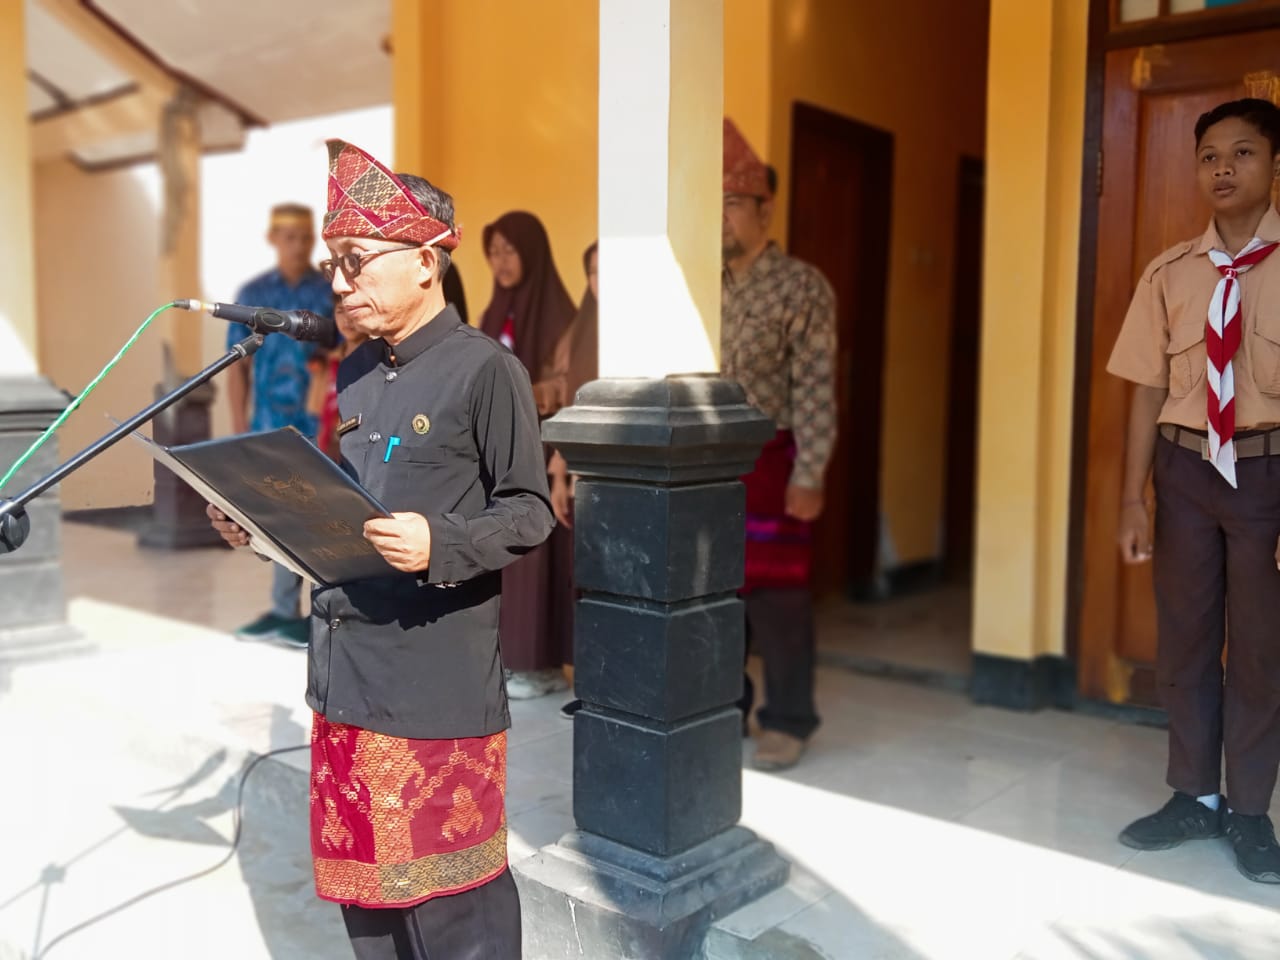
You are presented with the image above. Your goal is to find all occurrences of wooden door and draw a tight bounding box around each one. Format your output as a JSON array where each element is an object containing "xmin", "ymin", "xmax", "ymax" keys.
[
  {"xmin": 1078, "ymin": 32, "xmax": 1280, "ymax": 704},
  {"xmin": 787, "ymin": 103, "xmax": 893, "ymax": 598}
]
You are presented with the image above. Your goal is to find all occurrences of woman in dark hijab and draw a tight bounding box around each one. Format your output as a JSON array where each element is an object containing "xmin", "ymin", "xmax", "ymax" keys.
[
  {"xmin": 541, "ymin": 241, "xmax": 599, "ymax": 717},
  {"xmin": 481, "ymin": 212, "xmax": 577, "ymax": 700},
  {"xmin": 537, "ymin": 241, "xmax": 598, "ymax": 424},
  {"xmin": 481, "ymin": 212, "xmax": 576, "ymax": 380}
]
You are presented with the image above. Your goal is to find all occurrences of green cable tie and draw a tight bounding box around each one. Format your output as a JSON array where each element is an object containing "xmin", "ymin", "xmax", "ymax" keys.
[{"xmin": 0, "ymin": 301, "xmax": 178, "ymax": 494}]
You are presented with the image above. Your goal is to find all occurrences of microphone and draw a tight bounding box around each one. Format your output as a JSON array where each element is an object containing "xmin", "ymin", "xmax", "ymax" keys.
[{"xmin": 174, "ymin": 299, "xmax": 339, "ymax": 349}]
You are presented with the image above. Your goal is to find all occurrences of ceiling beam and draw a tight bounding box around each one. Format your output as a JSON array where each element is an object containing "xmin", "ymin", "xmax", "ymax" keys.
[{"xmin": 30, "ymin": 86, "xmax": 163, "ymax": 161}]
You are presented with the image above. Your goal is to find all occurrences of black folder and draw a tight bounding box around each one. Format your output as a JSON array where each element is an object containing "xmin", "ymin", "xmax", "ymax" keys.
[{"xmin": 129, "ymin": 426, "xmax": 393, "ymax": 586}]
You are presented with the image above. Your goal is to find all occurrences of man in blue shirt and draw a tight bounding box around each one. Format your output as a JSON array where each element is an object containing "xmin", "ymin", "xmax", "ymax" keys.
[{"xmin": 226, "ymin": 203, "xmax": 333, "ymax": 647}]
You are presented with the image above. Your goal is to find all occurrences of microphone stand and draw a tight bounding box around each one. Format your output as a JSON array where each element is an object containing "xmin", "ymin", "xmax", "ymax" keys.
[{"xmin": 0, "ymin": 334, "xmax": 264, "ymax": 555}]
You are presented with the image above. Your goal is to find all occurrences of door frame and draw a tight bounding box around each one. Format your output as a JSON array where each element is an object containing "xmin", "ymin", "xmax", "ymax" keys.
[
  {"xmin": 1065, "ymin": 1, "xmax": 1280, "ymax": 692},
  {"xmin": 943, "ymin": 155, "xmax": 985, "ymax": 584},
  {"xmin": 786, "ymin": 101, "xmax": 893, "ymax": 599}
]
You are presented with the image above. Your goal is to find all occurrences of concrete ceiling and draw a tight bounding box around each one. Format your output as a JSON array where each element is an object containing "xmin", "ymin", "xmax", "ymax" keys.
[{"xmin": 26, "ymin": 0, "xmax": 391, "ymax": 169}]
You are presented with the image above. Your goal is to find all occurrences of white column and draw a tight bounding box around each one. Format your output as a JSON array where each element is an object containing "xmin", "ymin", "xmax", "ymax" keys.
[
  {"xmin": 0, "ymin": 0, "xmax": 39, "ymax": 376},
  {"xmin": 0, "ymin": 0, "xmax": 73, "ymax": 637},
  {"xmin": 597, "ymin": 0, "xmax": 723, "ymax": 378}
]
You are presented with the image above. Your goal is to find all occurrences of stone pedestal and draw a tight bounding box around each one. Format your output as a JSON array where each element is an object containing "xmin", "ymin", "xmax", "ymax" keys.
[
  {"xmin": 515, "ymin": 376, "xmax": 787, "ymax": 959},
  {"xmin": 0, "ymin": 376, "xmax": 81, "ymax": 676},
  {"xmin": 138, "ymin": 380, "xmax": 222, "ymax": 549}
]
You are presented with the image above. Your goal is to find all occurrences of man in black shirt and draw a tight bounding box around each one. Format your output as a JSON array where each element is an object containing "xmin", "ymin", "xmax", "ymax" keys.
[{"xmin": 208, "ymin": 139, "xmax": 552, "ymax": 960}]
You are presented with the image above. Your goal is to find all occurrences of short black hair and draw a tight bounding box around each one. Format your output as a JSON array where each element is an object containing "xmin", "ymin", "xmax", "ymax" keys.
[
  {"xmin": 765, "ymin": 164, "xmax": 778, "ymax": 197},
  {"xmin": 397, "ymin": 172, "xmax": 457, "ymax": 277},
  {"xmin": 1194, "ymin": 98, "xmax": 1280, "ymax": 155}
]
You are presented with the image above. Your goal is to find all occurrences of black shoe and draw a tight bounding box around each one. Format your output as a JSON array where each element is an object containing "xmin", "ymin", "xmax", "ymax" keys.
[
  {"xmin": 1225, "ymin": 810, "xmax": 1280, "ymax": 884},
  {"xmin": 1119, "ymin": 791, "xmax": 1223, "ymax": 850},
  {"xmin": 559, "ymin": 698, "xmax": 583, "ymax": 719}
]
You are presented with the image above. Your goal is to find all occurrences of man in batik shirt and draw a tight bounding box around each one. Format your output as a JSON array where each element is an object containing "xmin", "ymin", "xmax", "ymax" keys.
[
  {"xmin": 721, "ymin": 119, "xmax": 837, "ymax": 772},
  {"xmin": 209, "ymin": 140, "xmax": 552, "ymax": 959}
]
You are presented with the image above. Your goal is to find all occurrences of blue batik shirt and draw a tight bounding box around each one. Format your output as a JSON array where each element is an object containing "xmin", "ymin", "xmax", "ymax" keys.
[{"xmin": 226, "ymin": 267, "xmax": 334, "ymax": 434}]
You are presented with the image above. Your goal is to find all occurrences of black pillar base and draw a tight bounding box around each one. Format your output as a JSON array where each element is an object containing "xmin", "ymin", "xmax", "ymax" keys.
[
  {"xmin": 137, "ymin": 380, "xmax": 223, "ymax": 549},
  {"xmin": 0, "ymin": 376, "xmax": 84, "ymax": 688},
  {"xmin": 516, "ymin": 376, "xmax": 784, "ymax": 957},
  {"xmin": 970, "ymin": 652, "xmax": 1076, "ymax": 711},
  {"xmin": 515, "ymin": 827, "xmax": 788, "ymax": 960}
]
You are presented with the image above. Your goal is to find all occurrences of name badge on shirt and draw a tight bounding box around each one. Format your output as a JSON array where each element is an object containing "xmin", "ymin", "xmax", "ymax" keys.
[{"xmin": 336, "ymin": 414, "xmax": 362, "ymax": 438}]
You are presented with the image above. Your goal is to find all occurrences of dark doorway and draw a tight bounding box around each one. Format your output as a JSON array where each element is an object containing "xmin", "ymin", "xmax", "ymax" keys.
[
  {"xmin": 786, "ymin": 102, "xmax": 893, "ymax": 599},
  {"xmin": 943, "ymin": 155, "xmax": 985, "ymax": 583}
]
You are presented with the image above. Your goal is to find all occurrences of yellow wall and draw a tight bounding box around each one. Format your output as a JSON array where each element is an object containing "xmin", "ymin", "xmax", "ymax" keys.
[
  {"xmin": 0, "ymin": 0, "xmax": 38, "ymax": 364},
  {"xmin": 723, "ymin": 0, "xmax": 772, "ymax": 168},
  {"xmin": 972, "ymin": 0, "xmax": 1088, "ymax": 659},
  {"xmin": 390, "ymin": 0, "xmax": 1027, "ymax": 592},
  {"xmin": 725, "ymin": 0, "xmax": 990, "ymax": 566},
  {"xmin": 392, "ymin": 0, "xmax": 599, "ymax": 313},
  {"xmin": 34, "ymin": 160, "xmax": 163, "ymax": 509}
]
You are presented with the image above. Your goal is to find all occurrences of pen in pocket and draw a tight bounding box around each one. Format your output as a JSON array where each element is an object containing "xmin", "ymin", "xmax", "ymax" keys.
[{"xmin": 383, "ymin": 436, "xmax": 401, "ymax": 463}]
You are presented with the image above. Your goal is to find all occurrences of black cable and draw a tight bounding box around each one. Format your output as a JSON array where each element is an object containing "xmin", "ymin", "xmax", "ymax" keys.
[{"xmin": 35, "ymin": 743, "xmax": 310, "ymax": 959}]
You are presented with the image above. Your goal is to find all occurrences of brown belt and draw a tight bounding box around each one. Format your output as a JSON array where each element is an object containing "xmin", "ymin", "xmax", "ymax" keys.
[{"xmin": 1159, "ymin": 423, "xmax": 1280, "ymax": 460}]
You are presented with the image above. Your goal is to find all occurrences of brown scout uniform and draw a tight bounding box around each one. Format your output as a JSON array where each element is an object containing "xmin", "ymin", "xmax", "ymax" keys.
[{"xmin": 1107, "ymin": 206, "xmax": 1280, "ymax": 815}]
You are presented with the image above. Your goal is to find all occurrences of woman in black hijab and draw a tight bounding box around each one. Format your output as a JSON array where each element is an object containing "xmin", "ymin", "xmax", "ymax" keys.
[{"xmin": 481, "ymin": 212, "xmax": 577, "ymax": 699}]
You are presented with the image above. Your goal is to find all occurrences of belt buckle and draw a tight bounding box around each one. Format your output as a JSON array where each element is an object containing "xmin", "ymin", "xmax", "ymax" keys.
[{"xmin": 1201, "ymin": 437, "xmax": 1239, "ymax": 461}]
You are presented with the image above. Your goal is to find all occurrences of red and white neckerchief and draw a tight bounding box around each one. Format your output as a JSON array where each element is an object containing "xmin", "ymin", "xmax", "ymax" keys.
[{"xmin": 1205, "ymin": 238, "xmax": 1279, "ymax": 488}]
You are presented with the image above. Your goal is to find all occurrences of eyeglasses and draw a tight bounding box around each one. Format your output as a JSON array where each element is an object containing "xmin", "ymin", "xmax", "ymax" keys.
[{"xmin": 318, "ymin": 245, "xmax": 422, "ymax": 282}]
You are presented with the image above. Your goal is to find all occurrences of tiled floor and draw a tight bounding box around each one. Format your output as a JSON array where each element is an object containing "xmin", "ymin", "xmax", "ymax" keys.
[
  {"xmin": 1, "ymin": 522, "xmax": 1275, "ymax": 960},
  {"xmin": 815, "ymin": 583, "xmax": 973, "ymax": 682}
]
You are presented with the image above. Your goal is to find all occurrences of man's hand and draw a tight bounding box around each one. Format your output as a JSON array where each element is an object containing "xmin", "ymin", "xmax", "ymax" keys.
[
  {"xmin": 1118, "ymin": 501, "xmax": 1153, "ymax": 565},
  {"xmin": 531, "ymin": 380, "xmax": 561, "ymax": 417},
  {"xmin": 785, "ymin": 484, "xmax": 824, "ymax": 523},
  {"xmin": 207, "ymin": 502, "xmax": 250, "ymax": 548},
  {"xmin": 364, "ymin": 512, "xmax": 433, "ymax": 573},
  {"xmin": 550, "ymin": 472, "xmax": 573, "ymax": 529}
]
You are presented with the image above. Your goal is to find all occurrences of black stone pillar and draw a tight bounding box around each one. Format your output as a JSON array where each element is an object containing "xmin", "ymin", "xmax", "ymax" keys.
[
  {"xmin": 138, "ymin": 380, "xmax": 223, "ymax": 549},
  {"xmin": 0, "ymin": 376, "xmax": 82, "ymax": 685},
  {"xmin": 515, "ymin": 375, "xmax": 788, "ymax": 959}
]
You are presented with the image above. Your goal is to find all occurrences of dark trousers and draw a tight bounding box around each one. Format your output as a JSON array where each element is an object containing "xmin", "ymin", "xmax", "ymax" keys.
[
  {"xmin": 1153, "ymin": 436, "xmax": 1280, "ymax": 815},
  {"xmin": 737, "ymin": 588, "xmax": 820, "ymax": 740},
  {"xmin": 340, "ymin": 868, "xmax": 521, "ymax": 960}
]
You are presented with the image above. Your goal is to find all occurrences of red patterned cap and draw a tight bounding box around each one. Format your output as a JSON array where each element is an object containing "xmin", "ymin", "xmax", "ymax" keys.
[
  {"xmin": 322, "ymin": 139, "xmax": 460, "ymax": 250},
  {"xmin": 723, "ymin": 118, "xmax": 770, "ymax": 199}
]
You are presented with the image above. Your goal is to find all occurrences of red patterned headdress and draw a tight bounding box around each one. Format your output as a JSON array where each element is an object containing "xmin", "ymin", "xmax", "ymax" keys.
[
  {"xmin": 723, "ymin": 118, "xmax": 771, "ymax": 199},
  {"xmin": 323, "ymin": 139, "xmax": 460, "ymax": 250}
]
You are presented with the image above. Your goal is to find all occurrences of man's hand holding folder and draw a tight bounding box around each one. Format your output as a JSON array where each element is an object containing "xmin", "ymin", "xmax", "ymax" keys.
[{"xmin": 363, "ymin": 513, "xmax": 433, "ymax": 573}]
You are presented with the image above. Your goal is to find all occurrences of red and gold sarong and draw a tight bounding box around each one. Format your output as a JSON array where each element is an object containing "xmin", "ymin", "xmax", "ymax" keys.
[
  {"xmin": 309, "ymin": 713, "xmax": 509, "ymax": 908},
  {"xmin": 743, "ymin": 431, "xmax": 813, "ymax": 592}
]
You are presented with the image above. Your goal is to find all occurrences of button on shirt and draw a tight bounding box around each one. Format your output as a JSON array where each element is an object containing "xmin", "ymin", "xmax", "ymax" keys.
[
  {"xmin": 225, "ymin": 267, "xmax": 334, "ymax": 434},
  {"xmin": 307, "ymin": 305, "xmax": 554, "ymax": 740},
  {"xmin": 721, "ymin": 243, "xmax": 838, "ymax": 488},
  {"xmin": 1108, "ymin": 206, "xmax": 1280, "ymax": 429}
]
